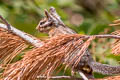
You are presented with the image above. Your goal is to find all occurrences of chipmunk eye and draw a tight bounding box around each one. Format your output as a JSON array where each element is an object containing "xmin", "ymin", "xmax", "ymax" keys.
[{"xmin": 40, "ymin": 21, "xmax": 45, "ymax": 25}]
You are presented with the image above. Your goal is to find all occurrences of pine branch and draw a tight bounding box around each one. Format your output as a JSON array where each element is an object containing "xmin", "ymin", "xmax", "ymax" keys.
[
  {"xmin": 0, "ymin": 15, "xmax": 44, "ymax": 66},
  {"xmin": 2, "ymin": 34, "xmax": 92, "ymax": 80},
  {"xmin": 0, "ymin": 23, "xmax": 44, "ymax": 47}
]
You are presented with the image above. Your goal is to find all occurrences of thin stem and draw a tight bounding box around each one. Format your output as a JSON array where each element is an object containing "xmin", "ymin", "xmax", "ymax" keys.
[
  {"xmin": 94, "ymin": 34, "xmax": 120, "ymax": 39},
  {"xmin": 74, "ymin": 34, "xmax": 120, "ymax": 39},
  {"xmin": 37, "ymin": 76, "xmax": 83, "ymax": 80},
  {"xmin": 0, "ymin": 15, "xmax": 11, "ymax": 30}
]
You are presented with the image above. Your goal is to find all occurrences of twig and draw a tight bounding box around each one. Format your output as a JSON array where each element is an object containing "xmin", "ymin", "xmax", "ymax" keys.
[
  {"xmin": 92, "ymin": 34, "xmax": 120, "ymax": 39},
  {"xmin": 0, "ymin": 15, "xmax": 11, "ymax": 30},
  {"xmin": 0, "ymin": 23, "xmax": 44, "ymax": 47},
  {"xmin": 37, "ymin": 76, "xmax": 83, "ymax": 80},
  {"xmin": 79, "ymin": 72, "xmax": 88, "ymax": 80},
  {"xmin": 73, "ymin": 34, "xmax": 120, "ymax": 40}
]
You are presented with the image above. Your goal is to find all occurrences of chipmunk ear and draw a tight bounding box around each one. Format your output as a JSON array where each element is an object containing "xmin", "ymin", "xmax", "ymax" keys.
[{"xmin": 44, "ymin": 9, "xmax": 51, "ymax": 19}]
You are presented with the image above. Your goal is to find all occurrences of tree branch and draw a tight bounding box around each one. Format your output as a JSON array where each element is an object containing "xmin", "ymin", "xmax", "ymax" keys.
[
  {"xmin": 75, "ymin": 34, "xmax": 120, "ymax": 39},
  {"xmin": 0, "ymin": 23, "xmax": 44, "ymax": 47},
  {"xmin": 37, "ymin": 76, "xmax": 83, "ymax": 80}
]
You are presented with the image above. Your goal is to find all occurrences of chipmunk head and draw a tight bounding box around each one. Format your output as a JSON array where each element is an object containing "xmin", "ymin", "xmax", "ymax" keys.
[
  {"xmin": 36, "ymin": 17, "xmax": 54, "ymax": 33},
  {"xmin": 36, "ymin": 7, "xmax": 62, "ymax": 33},
  {"xmin": 36, "ymin": 7, "xmax": 75, "ymax": 37}
]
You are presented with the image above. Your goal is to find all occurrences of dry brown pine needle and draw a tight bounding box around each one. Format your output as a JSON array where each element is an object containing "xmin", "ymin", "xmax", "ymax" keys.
[
  {"xmin": 109, "ymin": 19, "xmax": 120, "ymax": 26},
  {"xmin": 2, "ymin": 34, "xmax": 94, "ymax": 80},
  {"xmin": 111, "ymin": 30, "xmax": 120, "ymax": 55},
  {"xmin": 109, "ymin": 19, "xmax": 120, "ymax": 55},
  {"xmin": 0, "ymin": 28, "xmax": 28, "ymax": 65}
]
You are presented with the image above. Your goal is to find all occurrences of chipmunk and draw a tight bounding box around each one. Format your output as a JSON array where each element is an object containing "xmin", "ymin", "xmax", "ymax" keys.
[{"xmin": 36, "ymin": 7, "xmax": 120, "ymax": 79}]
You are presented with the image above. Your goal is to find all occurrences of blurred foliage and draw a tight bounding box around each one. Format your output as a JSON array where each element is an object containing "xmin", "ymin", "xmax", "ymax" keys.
[{"xmin": 0, "ymin": 0, "xmax": 120, "ymax": 78}]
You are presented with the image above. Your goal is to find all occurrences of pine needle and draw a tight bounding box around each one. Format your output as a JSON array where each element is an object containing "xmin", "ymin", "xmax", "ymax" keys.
[
  {"xmin": 2, "ymin": 34, "xmax": 94, "ymax": 80},
  {"xmin": 109, "ymin": 19, "xmax": 120, "ymax": 55},
  {"xmin": 0, "ymin": 28, "xmax": 28, "ymax": 65},
  {"xmin": 109, "ymin": 19, "xmax": 120, "ymax": 26},
  {"xmin": 111, "ymin": 30, "xmax": 120, "ymax": 55}
]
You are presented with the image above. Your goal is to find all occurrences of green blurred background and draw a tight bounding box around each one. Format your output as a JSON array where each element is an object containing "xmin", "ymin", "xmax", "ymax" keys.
[{"xmin": 1, "ymin": 0, "xmax": 120, "ymax": 78}]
